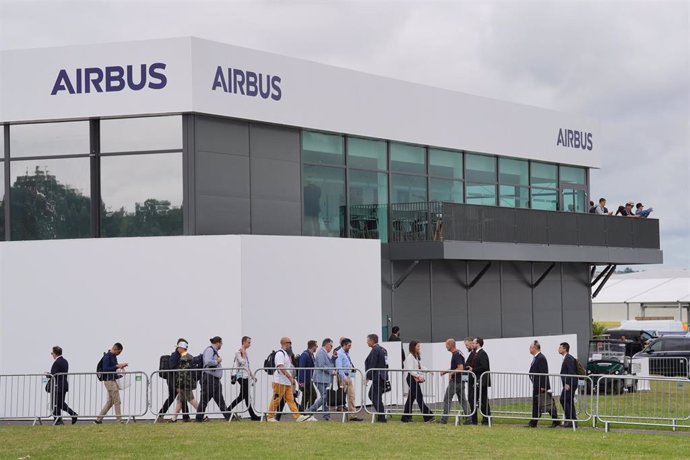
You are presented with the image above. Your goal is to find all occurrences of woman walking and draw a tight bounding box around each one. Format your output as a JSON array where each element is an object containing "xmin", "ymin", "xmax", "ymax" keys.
[
  {"xmin": 228, "ymin": 336, "xmax": 261, "ymax": 421},
  {"xmin": 401, "ymin": 340, "xmax": 435, "ymax": 423}
]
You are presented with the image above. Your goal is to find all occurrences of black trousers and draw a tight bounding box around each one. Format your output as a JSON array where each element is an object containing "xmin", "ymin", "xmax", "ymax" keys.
[
  {"xmin": 368, "ymin": 380, "xmax": 386, "ymax": 422},
  {"xmin": 560, "ymin": 387, "xmax": 576, "ymax": 421},
  {"xmin": 299, "ymin": 382, "xmax": 317, "ymax": 412},
  {"xmin": 196, "ymin": 374, "xmax": 229, "ymax": 421},
  {"xmin": 469, "ymin": 383, "xmax": 491, "ymax": 423},
  {"xmin": 158, "ymin": 377, "xmax": 190, "ymax": 420},
  {"xmin": 52, "ymin": 389, "xmax": 76, "ymax": 421},
  {"xmin": 228, "ymin": 378, "xmax": 259, "ymax": 419},
  {"xmin": 530, "ymin": 391, "xmax": 558, "ymax": 425},
  {"xmin": 402, "ymin": 375, "xmax": 433, "ymax": 421}
]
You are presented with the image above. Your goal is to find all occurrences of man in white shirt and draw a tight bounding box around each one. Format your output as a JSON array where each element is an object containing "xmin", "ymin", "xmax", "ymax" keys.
[{"xmin": 267, "ymin": 337, "xmax": 308, "ymax": 422}]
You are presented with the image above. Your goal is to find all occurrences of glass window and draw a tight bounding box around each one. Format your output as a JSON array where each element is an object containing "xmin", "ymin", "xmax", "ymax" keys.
[
  {"xmin": 560, "ymin": 165, "xmax": 586, "ymax": 185},
  {"xmin": 349, "ymin": 170, "xmax": 388, "ymax": 242},
  {"xmin": 101, "ymin": 153, "xmax": 183, "ymax": 237},
  {"xmin": 429, "ymin": 148, "xmax": 462, "ymax": 179},
  {"xmin": 10, "ymin": 159, "xmax": 91, "ymax": 240},
  {"xmin": 0, "ymin": 162, "xmax": 4, "ymax": 240},
  {"xmin": 466, "ymin": 182, "xmax": 497, "ymax": 206},
  {"xmin": 531, "ymin": 187, "xmax": 558, "ymax": 211},
  {"xmin": 465, "ymin": 153, "xmax": 496, "ymax": 183},
  {"xmin": 302, "ymin": 131, "xmax": 344, "ymax": 166},
  {"xmin": 390, "ymin": 143, "xmax": 425, "ymax": 174},
  {"xmin": 101, "ymin": 116, "xmax": 182, "ymax": 153},
  {"xmin": 10, "ymin": 121, "xmax": 89, "ymax": 157},
  {"xmin": 347, "ymin": 137, "xmax": 386, "ymax": 170},
  {"xmin": 562, "ymin": 188, "xmax": 586, "ymax": 212},
  {"xmin": 499, "ymin": 158, "xmax": 528, "ymax": 186},
  {"xmin": 531, "ymin": 162, "xmax": 557, "ymax": 188},
  {"xmin": 303, "ymin": 165, "xmax": 345, "ymax": 237},
  {"xmin": 391, "ymin": 174, "xmax": 427, "ymax": 204},
  {"xmin": 430, "ymin": 178, "xmax": 463, "ymax": 203},
  {"xmin": 499, "ymin": 185, "xmax": 529, "ymax": 208}
]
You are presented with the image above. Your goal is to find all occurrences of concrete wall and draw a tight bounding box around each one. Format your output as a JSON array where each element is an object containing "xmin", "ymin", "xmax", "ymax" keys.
[{"xmin": 0, "ymin": 235, "xmax": 381, "ymax": 375}]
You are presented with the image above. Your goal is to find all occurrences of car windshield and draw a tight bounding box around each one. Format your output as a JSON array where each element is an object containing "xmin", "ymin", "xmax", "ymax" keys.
[{"xmin": 588, "ymin": 341, "xmax": 626, "ymax": 362}]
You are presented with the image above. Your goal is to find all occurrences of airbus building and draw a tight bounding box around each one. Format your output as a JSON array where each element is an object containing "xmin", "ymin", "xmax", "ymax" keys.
[{"xmin": 0, "ymin": 38, "xmax": 662, "ymax": 373}]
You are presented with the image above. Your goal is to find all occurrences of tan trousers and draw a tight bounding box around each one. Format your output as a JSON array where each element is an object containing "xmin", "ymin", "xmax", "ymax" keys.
[
  {"xmin": 267, "ymin": 383, "xmax": 300, "ymax": 420},
  {"xmin": 97, "ymin": 380, "xmax": 122, "ymax": 421},
  {"xmin": 339, "ymin": 376, "xmax": 356, "ymax": 413}
]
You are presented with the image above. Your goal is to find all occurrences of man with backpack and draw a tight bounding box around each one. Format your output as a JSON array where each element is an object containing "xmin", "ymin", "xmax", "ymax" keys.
[
  {"xmin": 195, "ymin": 336, "xmax": 231, "ymax": 422},
  {"xmin": 94, "ymin": 342, "xmax": 128, "ymax": 424},
  {"xmin": 156, "ymin": 338, "xmax": 191, "ymax": 422},
  {"xmin": 267, "ymin": 337, "xmax": 305, "ymax": 422}
]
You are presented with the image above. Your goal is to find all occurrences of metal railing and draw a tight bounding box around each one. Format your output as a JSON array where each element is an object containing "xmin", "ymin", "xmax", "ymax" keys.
[
  {"xmin": 347, "ymin": 202, "xmax": 660, "ymax": 249},
  {"xmin": 253, "ymin": 367, "xmax": 365, "ymax": 422},
  {"xmin": 595, "ymin": 375, "xmax": 690, "ymax": 431},
  {"xmin": 0, "ymin": 374, "xmax": 54, "ymax": 424},
  {"xmin": 150, "ymin": 367, "xmax": 249, "ymax": 422},
  {"xmin": 478, "ymin": 372, "xmax": 594, "ymax": 430}
]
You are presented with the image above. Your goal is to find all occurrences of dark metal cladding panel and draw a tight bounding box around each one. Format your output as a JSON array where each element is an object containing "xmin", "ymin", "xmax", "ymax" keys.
[
  {"xmin": 577, "ymin": 213, "xmax": 608, "ymax": 247},
  {"xmin": 547, "ymin": 212, "xmax": 578, "ymax": 245},
  {"xmin": 606, "ymin": 217, "xmax": 634, "ymax": 247},
  {"xmin": 515, "ymin": 209, "xmax": 548, "ymax": 244},
  {"xmin": 633, "ymin": 218, "xmax": 661, "ymax": 249},
  {"xmin": 482, "ymin": 206, "xmax": 516, "ymax": 243}
]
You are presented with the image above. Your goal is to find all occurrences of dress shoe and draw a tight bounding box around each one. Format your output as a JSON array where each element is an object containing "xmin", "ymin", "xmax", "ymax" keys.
[
  {"xmin": 349, "ymin": 416, "xmax": 363, "ymax": 422},
  {"xmin": 93, "ymin": 420, "xmax": 102, "ymax": 425},
  {"xmin": 550, "ymin": 421, "xmax": 561, "ymax": 428},
  {"xmin": 54, "ymin": 419, "xmax": 64, "ymax": 426},
  {"xmin": 71, "ymin": 414, "xmax": 78, "ymax": 425},
  {"xmin": 526, "ymin": 423, "xmax": 537, "ymax": 428},
  {"xmin": 481, "ymin": 420, "xmax": 490, "ymax": 426},
  {"xmin": 561, "ymin": 422, "xmax": 574, "ymax": 428}
]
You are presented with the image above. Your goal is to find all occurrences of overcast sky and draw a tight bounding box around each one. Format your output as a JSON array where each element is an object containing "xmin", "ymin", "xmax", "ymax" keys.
[{"xmin": 1, "ymin": 0, "xmax": 688, "ymax": 268}]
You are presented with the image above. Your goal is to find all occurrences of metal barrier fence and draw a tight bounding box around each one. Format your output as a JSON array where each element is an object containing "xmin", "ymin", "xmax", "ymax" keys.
[
  {"xmin": 595, "ymin": 375, "xmax": 690, "ymax": 432},
  {"xmin": 149, "ymin": 368, "xmax": 249, "ymax": 422},
  {"xmin": 51, "ymin": 371, "xmax": 149, "ymax": 423},
  {"xmin": 478, "ymin": 372, "xmax": 594, "ymax": 430},
  {"xmin": 647, "ymin": 357, "xmax": 690, "ymax": 378},
  {"xmin": 362, "ymin": 369, "xmax": 476, "ymax": 425},
  {"xmin": 253, "ymin": 367, "xmax": 365, "ymax": 422},
  {"xmin": 0, "ymin": 374, "xmax": 54, "ymax": 424}
]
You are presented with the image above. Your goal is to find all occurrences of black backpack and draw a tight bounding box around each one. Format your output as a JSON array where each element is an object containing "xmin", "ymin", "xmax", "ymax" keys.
[
  {"xmin": 190, "ymin": 347, "xmax": 217, "ymax": 381},
  {"xmin": 264, "ymin": 350, "xmax": 278, "ymax": 375},
  {"xmin": 96, "ymin": 352, "xmax": 106, "ymax": 381},
  {"xmin": 159, "ymin": 354, "xmax": 171, "ymax": 380}
]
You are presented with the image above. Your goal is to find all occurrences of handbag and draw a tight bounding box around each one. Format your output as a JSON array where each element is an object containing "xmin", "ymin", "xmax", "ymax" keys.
[{"xmin": 328, "ymin": 376, "xmax": 346, "ymax": 406}]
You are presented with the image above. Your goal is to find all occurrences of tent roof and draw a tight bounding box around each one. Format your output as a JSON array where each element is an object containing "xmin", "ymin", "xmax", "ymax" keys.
[{"xmin": 593, "ymin": 269, "xmax": 690, "ymax": 304}]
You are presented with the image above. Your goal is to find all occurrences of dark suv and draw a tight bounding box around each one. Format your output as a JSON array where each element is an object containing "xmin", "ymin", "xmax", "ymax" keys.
[
  {"xmin": 633, "ymin": 336, "xmax": 690, "ymax": 377},
  {"xmin": 604, "ymin": 329, "xmax": 656, "ymax": 356}
]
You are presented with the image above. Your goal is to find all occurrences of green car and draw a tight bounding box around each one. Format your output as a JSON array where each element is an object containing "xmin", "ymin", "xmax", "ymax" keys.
[{"xmin": 585, "ymin": 339, "xmax": 636, "ymax": 394}]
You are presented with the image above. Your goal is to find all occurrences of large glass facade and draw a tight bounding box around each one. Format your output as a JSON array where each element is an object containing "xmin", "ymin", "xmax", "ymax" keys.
[
  {"xmin": 10, "ymin": 159, "xmax": 91, "ymax": 240},
  {"xmin": 302, "ymin": 131, "xmax": 344, "ymax": 166},
  {"xmin": 10, "ymin": 122, "xmax": 89, "ymax": 157},
  {"xmin": 349, "ymin": 170, "xmax": 388, "ymax": 241},
  {"xmin": 101, "ymin": 116, "xmax": 182, "ymax": 153},
  {"xmin": 348, "ymin": 137, "xmax": 386, "ymax": 170},
  {"xmin": 391, "ymin": 174, "xmax": 427, "ymax": 204},
  {"xmin": 531, "ymin": 161, "xmax": 558, "ymax": 210},
  {"xmin": 101, "ymin": 153, "xmax": 183, "ymax": 237},
  {"xmin": 499, "ymin": 158, "xmax": 529, "ymax": 208},
  {"xmin": 466, "ymin": 153, "xmax": 497, "ymax": 205},
  {"xmin": 303, "ymin": 165, "xmax": 345, "ymax": 237},
  {"xmin": 391, "ymin": 143, "xmax": 425, "ymax": 174}
]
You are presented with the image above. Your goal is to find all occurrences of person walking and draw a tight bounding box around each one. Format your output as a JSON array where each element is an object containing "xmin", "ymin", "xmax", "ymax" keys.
[
  {"xmin": 336, "ymin": 338, "xmax": 363, "ymax": 421},
  {"xmin": 156, "ymin": 338, "xmax": 190, "ymax": 422},
  {"xmin": 440, "ymin": 338, "xmax": 468, "ymax": 424},
  {"xmin": 195, "ymin": 336, "xmax": 231, "ymax": 422},
  {"xmin": 466, "ymin": 337, "xmax": 491, "ymax": 425},
  {"xmin": 559, "ymin": 342, "xmax": 578, "ymax": 427},
  {"xmin": 297, "ymin": 340, "xmax": 318, "ymax": 412},
  {"xmin": 527, "ymin": 340, "xmax": 559, "ymax": 428},
  {"xmin": 267, "ymin": 337, "xmax": 307, "ymax": 422},
  {"xmin": 307, "ymin": 338, "xmax": 336, "ymax": 421},
  {"xmin": 169, "ymin": 341, "xmax": 199, "ymax": 422},
  {"xmin": 95, "ymin": 342, "xmax": 128, "ymax": 424},
  {"xmin": 401, "ymin": 341, "xmax": 434, "ymax": 423},
  {"xmin": 228, "ymin": 336, "xmax": 261, "ymax": 421},
  {"xmin": 365, "ymin": 334, "xmax": 388, "ymax": 423},
  {"xmin": 48, "ymin": 346, "xmax": 77, "ymax": 425}
]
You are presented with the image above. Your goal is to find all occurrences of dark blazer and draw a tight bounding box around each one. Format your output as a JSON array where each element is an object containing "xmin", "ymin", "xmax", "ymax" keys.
[
  {"xmin": 473, "ymin": 349, "xmax": 491, "ymax": 387},
  {"xmin": 365, "ymin": 345, "xmax": 388, "ymax": 381},
  {"xmin": 560, "ymin": 353, "xmax": 577, "ymax": 387},
  {"xmin": 297, "ymin": 350, "xmax": 315, "ymax": 385},
  {"xmin": 50, "ymin": 356, "xmax": 69, "ymax": 393},
  {"xmin": 529, "ymin": 353, "xmax": 550, "ymax": 395}
]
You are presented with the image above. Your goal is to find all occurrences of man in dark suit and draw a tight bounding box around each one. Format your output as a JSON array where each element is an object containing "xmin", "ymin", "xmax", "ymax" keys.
[
  {"xmin": 528, "ymin": 340, "xmax": 559, "ymax": 427},
  {"xmin": 466, "ymin": 337, "xmax": 491, "ymax": 425},
  {"xmin": 49, "ymin": 346, "xmax": 77, "ymax": 425},
  {"xmin": 559, "ymin": 342, "xmax": 578, "ymax": 427},
  {"xmin": 365, "ymin": 333, "xmax": 388, "ymax": 423}
]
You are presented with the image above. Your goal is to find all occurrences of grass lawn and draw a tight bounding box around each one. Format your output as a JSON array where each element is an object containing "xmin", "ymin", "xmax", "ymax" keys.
[{"xmin": 1, "ymin": 421, "xmax": 689, "ymax": 459}]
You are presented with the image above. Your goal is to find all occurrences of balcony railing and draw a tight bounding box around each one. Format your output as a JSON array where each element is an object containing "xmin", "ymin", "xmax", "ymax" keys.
[{"xmin": 347, "ymin": 202, "xmax": 661, "ymax": 249}]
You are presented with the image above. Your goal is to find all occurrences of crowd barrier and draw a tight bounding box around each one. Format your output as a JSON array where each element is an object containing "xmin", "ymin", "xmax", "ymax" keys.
[
  {"xmin": 0, "ymin": 374, "xmax": 54, "ymax": 425},
  {"xmin": 253, "ymin": 367, "xmax": 365, "ymax": 422},
  {"xmin": 150, "ymin": 368, "xmax": 248, "ymax": 422},
  {"xmin": 51, "ymin": 371, "xmax": 149, "ymax": 423},
  {"xmin": 478, "ymin": 372, "xmax": 594, "ymax": 430},
  {"xmin": 362, "ymin": 369, "xmax": 476, "ymax": 425},
  {"xmin": 647, "ymin": 357, "xmax": 689, "ymax": 379},
  {"xmin": 2, "ymin": 367, "xmax": 690, "ymax": 432},
  {"xmin": 595, "ymin": 374, "xmax": 690, "ymax": 432}
]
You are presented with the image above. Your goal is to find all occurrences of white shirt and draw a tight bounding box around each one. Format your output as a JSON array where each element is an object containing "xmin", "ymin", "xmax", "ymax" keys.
[
  {"xmin": 273, "ymin": 349, "xmax": 293, "ymax": 386},
  {"xmin": 405, "ymin": 353, "xmax": 425, "ymax": 378}
]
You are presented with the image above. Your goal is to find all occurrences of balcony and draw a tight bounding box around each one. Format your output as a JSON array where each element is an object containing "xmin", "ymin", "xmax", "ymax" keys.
[{"xmin": 348, "ymin": 202, "xmax": 663, "ymax": 264}]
